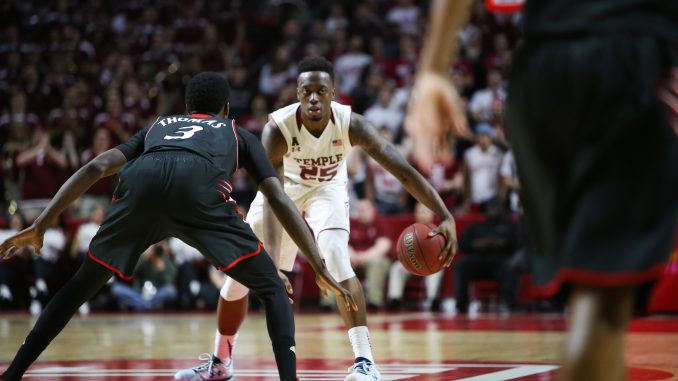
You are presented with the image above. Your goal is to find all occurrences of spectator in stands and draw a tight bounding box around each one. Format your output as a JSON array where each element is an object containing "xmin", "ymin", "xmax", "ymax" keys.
[
  {"xmin": 334, "ymin": 35, "xmax": 372, "ymax": 97},
  {"xmin": 15, "ymin": 128, "xmax": 68, "ymax": 219},
  {"xmin": 500, "ymin": 149, "xmax": 520, "ymax": 213},
  {"xmin": 386, "ymin": 0, "xmax": 421, "ymax": 35},
  {"xmin": 0, "ymin": 213, "xmax": 30, "ymax": 309},
  {"xmin": 227, "ymin": 62, "xmax": 255, "ymax": 119},
  {"xmin": 122, "ymin": 79, "xmax": 152, "ymax": 122},
  {"xmin": 387, "ymin": 203, "xmax": 445, "ymax": 311},
  {"xmin": 110, "ymin": 242, "xmax": 178, "ymax": 311},
  {"xmin": 348, "ymin": 199, "xmax": 392, "ymax": 309},
  {"xmin": 273, "ymin": 81, "xmax": 298, "ymax": 110},
  {"xmin": 462, "ymin": 123, "xmax": 503, "ymax": 213},
  {"xmin": 1, "ymin": 92, "xmax": 39, "ymax": 200},
  {"xmin": 469, "ymin": 68, "xmax": 506, "ymax": 123},
  {"xmin": 347, "ymin": 148, "xmax": 368, "ymax": 208},
  {"xmin": 59, "ymin": 129, "xmax": 80, "ymax": 175},
  {"xmin": 30, "ymin": 219, "xmax": 67, "ymax": 315},
  {"xmin": 78, "ymin": 128, "xmax": 115, "ymax": 216},
  {"xmin": 351, "ymin": 3, "xmax": 384, "ymax": 43},
  {"xmin": 484, "ymin": 32, "xmax": 513, "ymax": 75},
  {"xmin": 94, "ymin": 89, "xmax": 136, "ymax": 145},
  {"xmin": 325, "ymin": 3, "xmax": 349, "ymax": 37},
  {"xmin": 169, "ymin": 238, "xmax": 220, "ymax": 310},
  {"xmin": 366, "ymin": 127, "xmax": 407, "ymax": 214},
  {"xmin": 258, "ymin": 45, "xmax": 296, "ymax": 97},
  {"xmin": 427, "ymin": 152, "xmax": 464, "ymax": 210},
  {"xmin": 46, "ymin": 86, "xmax": 89, "ymax": 143},
  {"xmin": 454, "ymin": 199, "xmax": 521, "ymax": 313},
  {"xmin": 364, "ymin": 83, "xmax": 403, "ymax": 137},
  {"xmin": 351, "ymin": 66, "xmax": 386, "ymax": 114},
  {"xmin": 0, "ymin": 91, "xmax": 41, "ymax": 147},
  {"xmin": 240, "ymin": 95, "xmax": 269, "ymax": 136},
  {"xmin": 70, "ymin": 204, "xmax": 104, "ymax": 261}
]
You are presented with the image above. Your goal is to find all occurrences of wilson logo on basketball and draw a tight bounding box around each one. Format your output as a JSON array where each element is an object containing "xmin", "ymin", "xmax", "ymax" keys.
[{"xmin": 404, "ymin": 233, "xmax": 421, "ymax": 270}]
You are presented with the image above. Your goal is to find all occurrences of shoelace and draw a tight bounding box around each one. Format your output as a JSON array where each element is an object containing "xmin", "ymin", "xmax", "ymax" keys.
[{"xmin": 192, "ymin": 353, "xmax": 219, "ymax": 376}]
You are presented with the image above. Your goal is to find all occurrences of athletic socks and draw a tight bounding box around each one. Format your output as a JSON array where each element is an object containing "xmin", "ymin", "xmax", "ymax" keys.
[{"xmin": 348, "ymin": 326, "xmax": 374, "ymax": 363}]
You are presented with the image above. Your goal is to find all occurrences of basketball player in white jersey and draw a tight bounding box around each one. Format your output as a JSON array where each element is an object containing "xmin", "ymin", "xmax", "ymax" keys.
[{"xmin": 175, "ymin": 57, "xmax": 458, "ymax": 381}]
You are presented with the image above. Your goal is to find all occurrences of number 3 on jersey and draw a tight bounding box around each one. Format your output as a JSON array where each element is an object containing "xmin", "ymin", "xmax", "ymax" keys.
[{"xmin": 164, "ymin": 125, "xmax": 203, "ymax": 140}]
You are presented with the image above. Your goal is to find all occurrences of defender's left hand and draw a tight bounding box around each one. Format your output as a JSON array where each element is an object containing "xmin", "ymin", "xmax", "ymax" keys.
[
  {"xmin": 0, "ymin": 225, "xmax": 44, "ymax": 260},
  {"xmin": 428, "ymin": 217, "xmax": 458, "ymax": 268}
]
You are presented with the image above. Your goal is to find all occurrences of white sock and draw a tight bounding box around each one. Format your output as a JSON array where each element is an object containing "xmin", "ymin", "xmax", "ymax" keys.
[
  {"xmin": 214, "ymin": 330, "xmax": 238, "ymax": 362},
  {"xmin": 348, "ymin": 326, "xmax": 374, "ymax": 363}
]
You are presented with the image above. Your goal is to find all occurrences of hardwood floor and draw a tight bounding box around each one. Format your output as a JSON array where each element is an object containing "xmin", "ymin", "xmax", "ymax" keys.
[{"xmin": 1, "ymin": 311, "xmax": 676, "ymax": 380}]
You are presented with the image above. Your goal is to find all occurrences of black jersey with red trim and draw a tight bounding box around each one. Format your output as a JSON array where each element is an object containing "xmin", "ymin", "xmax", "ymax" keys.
[
  {"xmin": 523, "ymin": 0, "xmax": 677, "ymax": 41},
  {"xmin": 116, "ymin": 114, "xmax": 275, "ymax": 185}
]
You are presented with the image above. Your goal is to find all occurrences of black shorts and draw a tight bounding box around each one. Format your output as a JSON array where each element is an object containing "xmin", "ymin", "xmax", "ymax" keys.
[
  {"xmin": 88, "ymin": 151, "xmax": 262, "ymax": 279},
  {"xmin": 506, "ymin": 33, "xmax": 678, "ymax": 295}
]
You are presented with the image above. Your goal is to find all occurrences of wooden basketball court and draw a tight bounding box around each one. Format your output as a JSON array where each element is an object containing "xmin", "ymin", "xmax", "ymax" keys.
[{"xmin": 1, "ymin": 311, "xmax": 677, "ymax": 380}]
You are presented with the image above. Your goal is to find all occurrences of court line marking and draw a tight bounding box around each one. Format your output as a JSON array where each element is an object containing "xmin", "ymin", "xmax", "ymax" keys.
[{"xmin": 26, "ymin": 363, "xmax": 559, "ymax": 380}]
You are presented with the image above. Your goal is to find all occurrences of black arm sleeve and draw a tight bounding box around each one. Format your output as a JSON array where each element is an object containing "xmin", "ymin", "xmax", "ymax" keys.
[
  {"xmin": 236, "ymin": 128, "xmax": 277, "ymax": 185},
  {"xmin": 115, "ymin": 128, "xmax": 147, "ymax": 160}
]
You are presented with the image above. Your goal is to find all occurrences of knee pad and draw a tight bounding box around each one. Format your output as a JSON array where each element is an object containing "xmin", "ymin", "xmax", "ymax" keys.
[
  {"xmin": 317, "ymin": 229, "xmax": 355, "ymax": 282},
  {"xmin": 220, "ymin": 276, "xmax": 250, "ymax": 301}
]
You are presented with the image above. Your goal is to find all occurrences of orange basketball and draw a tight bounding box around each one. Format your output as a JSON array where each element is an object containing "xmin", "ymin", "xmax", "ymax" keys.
[{"xmin": 396, "ymin": 223, "xmax": 446, "ymax": 276}]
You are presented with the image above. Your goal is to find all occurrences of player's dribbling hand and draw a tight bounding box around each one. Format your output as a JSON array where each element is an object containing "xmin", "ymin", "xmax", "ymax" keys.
[
  {"xmin": 428, "ymin": 217, "xmax": 458, "ymax": 268},
  {"xmin": 405, "ymin": 71, "xmax": 470, "ymax": 173},
  {"xmin": 277, "ymin": 270, "xmax": 294, "ymax": 304},
  {"xmin": 315, "ymin": 271, "xmax": 358, "ymax": 311},
  {"xmin": 0, "ymin": 225, "xmax": 44, "ymax": 260}
]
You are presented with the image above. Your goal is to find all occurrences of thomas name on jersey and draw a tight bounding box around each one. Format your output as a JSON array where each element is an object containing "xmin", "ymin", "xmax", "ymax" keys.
[{"xmin": 157, "ymin": 116, "xmax": 228, "ymax": 128}]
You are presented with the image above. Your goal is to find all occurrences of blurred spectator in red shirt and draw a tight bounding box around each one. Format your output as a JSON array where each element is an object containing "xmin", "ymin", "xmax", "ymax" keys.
[
  {"xmin": 15, "ymin": 128, "xmax": 68, "ymax": 219},
  {"xmin": 427, "ymin": 153, "xmax": 464, "ymax": 210}
]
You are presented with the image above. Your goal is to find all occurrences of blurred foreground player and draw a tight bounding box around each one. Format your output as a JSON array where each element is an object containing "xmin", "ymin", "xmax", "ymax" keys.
[
  {"xmin": 0, "ymin": 72, "xmax": 355, "ymax": 381},
  {"xmin": 406, "ymin": 1, "xmax": 678, "ymax": 380}
]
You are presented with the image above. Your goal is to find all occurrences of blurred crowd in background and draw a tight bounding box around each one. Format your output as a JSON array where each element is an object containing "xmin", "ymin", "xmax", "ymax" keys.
[{"xmin": 0, "ymin": 0, "xmax": 530, "ymax": 314}]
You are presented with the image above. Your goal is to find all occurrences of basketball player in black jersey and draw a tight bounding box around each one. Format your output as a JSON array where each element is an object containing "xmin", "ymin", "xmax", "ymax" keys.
[
  {"xmin": 0, "ymin": 72, "xmax": 356, "ymax": 381},
  {"xmin": 406, "ymin": 1, "xmax": 678, "ymax": 381}
]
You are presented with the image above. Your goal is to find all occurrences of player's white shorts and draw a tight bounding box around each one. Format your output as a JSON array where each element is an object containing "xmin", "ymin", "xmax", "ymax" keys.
[{"xmin": 245, "ymin": 181, "xmax": 350, "ymax": 272}]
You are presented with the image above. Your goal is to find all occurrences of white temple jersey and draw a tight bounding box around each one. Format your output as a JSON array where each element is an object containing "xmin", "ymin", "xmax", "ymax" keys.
[{"xmin": 270, "ymin": 101, "xmax": 353, "ymax": 190}]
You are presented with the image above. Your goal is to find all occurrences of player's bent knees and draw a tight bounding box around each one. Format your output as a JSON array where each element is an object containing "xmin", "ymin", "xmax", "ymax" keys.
[
  {"xmin": 220, "ymin": 277, "xmax": 250, "ymax": 301},
  {"xmin": 317, "ymin": 229, "xmax": 354, "ymax": 282}
]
